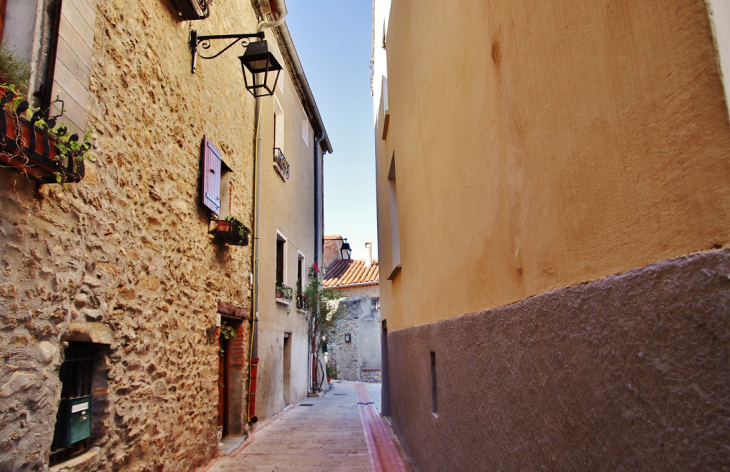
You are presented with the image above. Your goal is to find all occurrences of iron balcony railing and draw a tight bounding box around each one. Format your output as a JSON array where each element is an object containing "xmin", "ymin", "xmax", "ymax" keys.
[{"xmin": 273, "ymin": 147, "xmax": 290, "ymax": 179}]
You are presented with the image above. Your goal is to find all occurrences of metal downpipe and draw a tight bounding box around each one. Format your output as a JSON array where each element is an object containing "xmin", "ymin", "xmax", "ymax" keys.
[{"xmin": 247, "ymin": 95, "xmax": 263, "ymax": 424}]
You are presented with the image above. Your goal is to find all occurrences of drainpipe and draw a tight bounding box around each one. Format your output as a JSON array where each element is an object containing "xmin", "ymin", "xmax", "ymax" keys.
[
  {"xmin": 308, "ymin": 132, "xmax": 325, "ymax": 393},
  {"xmin": 314, "ymin": 132, "xmax": 325, "ymax": 266},
  {"xmin": 257, "ymin": 0, "xmax": 288, "ymax": 32},
  {"xmin": 247, "ymin": 0, "xmax": 288, "ymax": 424},
  {"xmin": 247, "ymin": 95, "xmax": 263, "ymax": 425}
]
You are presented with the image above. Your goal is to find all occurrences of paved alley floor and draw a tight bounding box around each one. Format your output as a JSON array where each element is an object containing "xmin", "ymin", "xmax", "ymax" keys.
[{"xmin": 203, "ymin": 382, "xmax": 408, "ymax": 472}]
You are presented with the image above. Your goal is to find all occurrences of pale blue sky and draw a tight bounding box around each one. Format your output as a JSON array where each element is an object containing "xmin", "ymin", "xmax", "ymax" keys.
[{"xmin": 285, "ymin": 0, "xmax": 378, "ymax": 262}]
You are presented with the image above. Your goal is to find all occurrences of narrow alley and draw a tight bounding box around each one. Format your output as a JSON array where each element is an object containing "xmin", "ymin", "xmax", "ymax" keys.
[{"xmin": 204, "ymin": 382, "xmax": 409, "ymax": 472}]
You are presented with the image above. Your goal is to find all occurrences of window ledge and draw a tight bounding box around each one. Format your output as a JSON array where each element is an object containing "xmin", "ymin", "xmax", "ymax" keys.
[
  {"xmin": 274, "ymin": 163, "xmax": 288, "ymax": 181},
  {"xmin": 387, "ymin": 264, "xmax": 401, "ymax": 281},
  {"xmin": 276, "ymin": 298, "xmax": 291, "ymax": 306},
  {"xmin": 297, "ymin": 308, "xmax": 307, "ymax": 315}
]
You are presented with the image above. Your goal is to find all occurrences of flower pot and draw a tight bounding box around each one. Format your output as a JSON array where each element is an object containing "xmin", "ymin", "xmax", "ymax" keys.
[
  {"xmin": 0, "ymin": 90, "xmax": 84, "ymax": 183},
  {"xmin": 211, "ymin": 218, "xmax": 250, "ymax": 246}
]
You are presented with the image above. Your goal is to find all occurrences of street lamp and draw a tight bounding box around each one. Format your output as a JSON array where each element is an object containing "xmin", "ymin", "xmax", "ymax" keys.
[
  {"xmin": 240, "ymin": 40, "xmax": 283, "ymax": 98},
  {"xmin": 340, "ymin": 239, "xmax": 352, "ymax": 260},
  {"xmin": 190, "ymin": 31, "xmax": 282, "ymax": 97}
]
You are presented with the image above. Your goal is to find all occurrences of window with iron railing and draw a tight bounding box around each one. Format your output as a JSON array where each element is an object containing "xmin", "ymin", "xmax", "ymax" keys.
[{"xmin": 273, "ymin": 147, "xmax": 290, "ymax": 180}]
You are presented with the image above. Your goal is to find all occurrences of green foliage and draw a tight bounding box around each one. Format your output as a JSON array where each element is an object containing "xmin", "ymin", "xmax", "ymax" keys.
[
  {"xmin": 0, "ymin": 87, "xmax": 95, "ymax": 181},
  {"xmin": 223, "ymin": 215, "xmax": 248, "ymax": 240},
  {"xmin": 0, "ymin": 45, "xmax": 30, "ymax": 97},
  {"xmin": 276, "ymin": 284, "xmax": 294, "ymax": 301},
  {"xmin": 219, "ymin": 320, "xmax": 237, "ymax": 355},
  {"xmin": 0, "ymin": 46, "xmax": 94, "ymax": 183},
  {"xmin": 305, "ymin": 263, "xmax": 344, "ymax": 353},
  {"xmin": 326, "ymin": 364, "xmax": 339, "ymax": 379}
]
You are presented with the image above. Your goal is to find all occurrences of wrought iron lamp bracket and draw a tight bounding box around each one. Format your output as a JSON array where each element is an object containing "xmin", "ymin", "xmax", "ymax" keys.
[{"xmin": 190, "ymin": 30, "xmax": 266, "ymax": 73}]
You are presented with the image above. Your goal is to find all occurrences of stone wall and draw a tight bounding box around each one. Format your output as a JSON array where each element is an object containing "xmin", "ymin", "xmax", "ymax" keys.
[
  {"xmin": 328, "ymin": 296, "xmax": 381, "ymax": 383},
  {"xmin": 0, "ymin": 0, "xmax": 261, "ymax": 470}
]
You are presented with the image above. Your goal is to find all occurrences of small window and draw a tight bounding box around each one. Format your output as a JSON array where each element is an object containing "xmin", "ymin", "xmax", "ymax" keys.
[
  {"xmin": 50, "ymin": 341, "xmax": 108, "ymax": 466},
  {"xmin": 302, "ymin": 118, "xmax": 309, "ymax": 146},
  {"xmin": 431, "ymin": 351, "xmax": 438, "ymax": 416},
  {"xmin": 273, "ymin": 97, "xmax": 289, "ymax": 180},
  {"xmin": 201, "ymin": 136, "xmax": 232, "ymax": 217},
  {"xmin": 274, "ymin": 96, "xmax": 284, "ymax": 151},
  {"xmin": 387, "ymin": 154, "xmax": 401, "ymax": 279},
  {"xmin": 297, "ymin": 253, "xmax": 304, "ymax": 294},
  {"xmin": 371, "ymin": 297, "xmax": 380, "ymax": 311},
  {"xmin": 276, "ymin": 233, "xmax": 286, "ymax": 287}
]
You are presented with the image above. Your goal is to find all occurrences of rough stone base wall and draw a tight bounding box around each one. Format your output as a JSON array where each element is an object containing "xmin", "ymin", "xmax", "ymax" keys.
[{"xmin": 388, "ymin": 249, "xmax": 730, "ymax": 472}]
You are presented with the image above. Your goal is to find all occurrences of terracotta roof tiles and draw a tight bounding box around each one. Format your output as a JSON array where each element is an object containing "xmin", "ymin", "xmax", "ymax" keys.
[{"xmin": 323, "ymin": 259, "xmax": 379, "ymax": 287}]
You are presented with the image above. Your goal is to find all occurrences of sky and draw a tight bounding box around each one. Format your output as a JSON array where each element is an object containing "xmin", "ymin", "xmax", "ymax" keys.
[{"xmin": 285, "ymin": 0, "xmax": 378, "ymax": 262}]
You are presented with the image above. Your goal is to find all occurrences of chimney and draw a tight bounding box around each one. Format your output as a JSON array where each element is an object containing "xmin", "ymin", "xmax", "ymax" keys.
[{"xmin": 365, "ymin": 242, "xmax": 373, "ymax": 267}]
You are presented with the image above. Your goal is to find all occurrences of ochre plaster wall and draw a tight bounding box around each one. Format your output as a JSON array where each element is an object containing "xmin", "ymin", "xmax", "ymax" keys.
[
  {"xmin": 0, "ymin": 0, "xmax": 259, "ymax": 469},
  {"xmin": 377, "ymin": 0, "xmax": 730, "ymax": 332}
]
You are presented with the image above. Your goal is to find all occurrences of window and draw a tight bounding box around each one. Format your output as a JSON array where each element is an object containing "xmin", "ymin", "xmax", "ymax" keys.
[
  {"xmin": 431, "ymin": 351, "xmax": 438, "ymax": 416},
  {"xmin": 381, "ymin": 77, "xmax": 390, "ymax": 140},
  {"xmin": 276, "ymin": 233, "xmax": 286, "ymax": 287},
  {"xmin": 387, "ymin": 154, "xmax": 401, "ymax": 279},
  {"xmin": 50, "ymin": 341, "xmax": 108, "ymax": 466},
  {"xmin": 297, "ymin": 252, "xmax": 304, "ymax": 294},
  {"xmin": 0, "ymin": 0, "xmax": 6, "ymax": 41},
  {"xmin": 201, "ymin": 136, "xmax": 232, "ymax": 217},
  {"xmin": 371, "ymin": 297, "xmax": 380, "ymax": 311},
  {"xmin": 2, "ymin": 0, "xmax": 95, "ymax": 129},
  {"xmin": 273, "ymin": 96, "xmax": 289, "ymax": 180},
  {"xmin": 275, "ymin": 231, "xmax": 293, "ymax": 302},
  {"xmin": 301, "ymin": 118, "xmax": 309, "ymax": 146},
  {"xmin": 274, "ymin": 95, "xmax": 284, "ymax": 151}
]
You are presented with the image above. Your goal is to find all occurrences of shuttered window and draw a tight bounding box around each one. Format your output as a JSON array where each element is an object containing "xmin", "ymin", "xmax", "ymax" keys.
[
  {"xmin": 0, "ymin": 0, "xmax": 6, "ymax": 41},
  {"xmin": 202, "ymin": 136, "xmax": 223, "ymax": 216}
]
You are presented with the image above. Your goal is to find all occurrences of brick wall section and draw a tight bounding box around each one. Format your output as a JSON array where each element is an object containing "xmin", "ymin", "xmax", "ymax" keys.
[{"xmin": 230, "ymin": 323, "xmax": 248, "ymax": 373}]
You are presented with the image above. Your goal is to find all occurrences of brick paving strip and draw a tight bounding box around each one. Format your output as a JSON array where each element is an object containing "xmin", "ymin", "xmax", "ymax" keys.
[
  {"xmin": 355, "ymin": 384, "xmax": 408, "ymax": 472},
  {"xmin": 201, "ymin": 382, "xmax": 408, "ymax": 471}
]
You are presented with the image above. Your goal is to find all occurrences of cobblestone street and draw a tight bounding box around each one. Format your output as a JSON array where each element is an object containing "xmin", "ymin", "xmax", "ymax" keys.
[{"xmin": 203, "ymin": 382, "xmax": 409, "ymax": 472}]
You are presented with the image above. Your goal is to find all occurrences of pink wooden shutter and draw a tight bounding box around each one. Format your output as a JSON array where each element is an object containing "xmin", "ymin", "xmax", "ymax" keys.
[{"xmin": 202, "ymin": 136, "xmax": 223, "ymax": 216}]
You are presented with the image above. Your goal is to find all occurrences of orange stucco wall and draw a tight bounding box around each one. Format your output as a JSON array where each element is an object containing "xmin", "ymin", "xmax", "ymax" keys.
[{"xmin": 376, "ymin": 0, "xmax": 730, "ymax": 331}]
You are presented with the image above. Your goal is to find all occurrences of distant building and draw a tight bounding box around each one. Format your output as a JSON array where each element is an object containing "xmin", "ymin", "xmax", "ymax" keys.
[{"xmin": 323, "ymin": 242, "xmax": 381, "ymax": 382}]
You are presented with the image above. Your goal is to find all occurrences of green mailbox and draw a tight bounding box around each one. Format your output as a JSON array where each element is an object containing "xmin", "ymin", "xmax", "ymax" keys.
[
  {"xmin": 55, "ymin": 396, "xmax": 92, "ymax": 448},
  {"xmin": 68, "ymin": 396, "xmax": 92, "ymax": 444}
]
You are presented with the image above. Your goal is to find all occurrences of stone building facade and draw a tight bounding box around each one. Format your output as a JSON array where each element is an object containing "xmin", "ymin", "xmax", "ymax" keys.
[
  {"xmin": 0, "ymin": 0, "xmax": 328, "ymax": 470},
  {"xmin": 327, "ymin": 296, "xmax": 381, "ymax": 383},
  {"xmin": 373, "ymin": 0, "xmax": 730, "ymax": 470},
  {"xmin": 323, "ymin": 247, "xmax": 381, "ymax": 383}
]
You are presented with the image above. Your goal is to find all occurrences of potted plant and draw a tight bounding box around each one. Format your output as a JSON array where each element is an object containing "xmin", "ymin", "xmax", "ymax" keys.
[
  {"xmin": 326, "ymin": 364, "xmax": 338, "ymax": 384},
  {"xmin": 211, "ymin": 215, "xmax": 250, "ymax": 246},
  {"xmin": 0, "ymin": 89, "xmax": 91, "ymax": 184},
  {"xmin": 275, "ymin": 284, "xmax": 293, "ymax": 301}
]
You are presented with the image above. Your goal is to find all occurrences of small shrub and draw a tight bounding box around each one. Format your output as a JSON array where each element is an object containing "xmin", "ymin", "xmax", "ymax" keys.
[{"xmin": 0, "ymin": 45, "xmax": 30, "ymax": 97}]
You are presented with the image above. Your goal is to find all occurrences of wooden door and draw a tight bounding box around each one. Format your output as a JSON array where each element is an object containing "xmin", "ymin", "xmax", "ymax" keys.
[{"xmin": 218, "ymin": 334, "xmax": 229, "ymax": 436}]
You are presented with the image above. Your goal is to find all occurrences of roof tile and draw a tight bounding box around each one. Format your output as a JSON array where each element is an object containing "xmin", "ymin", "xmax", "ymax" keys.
[{"xmin": 323, "ymin": 259, "xmax": 379, "ymax": 287}]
